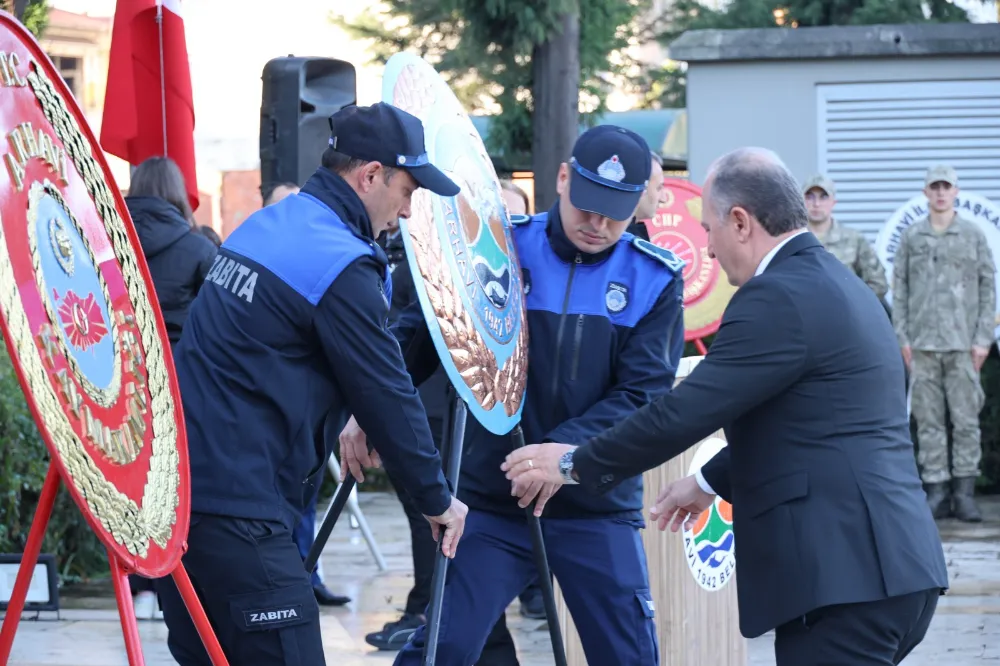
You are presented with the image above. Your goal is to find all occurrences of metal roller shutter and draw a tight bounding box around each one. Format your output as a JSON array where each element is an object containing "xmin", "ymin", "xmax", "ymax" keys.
[{"xmin": 816, "ymin": 79, "xmax": 1000, "ymax": 242}]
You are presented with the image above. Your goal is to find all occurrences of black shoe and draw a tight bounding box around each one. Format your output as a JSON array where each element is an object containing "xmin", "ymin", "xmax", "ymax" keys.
[
  {"xmin": 519, "ymin": 593, "xmax": 546, "ymax": 620},
  {"xmin": 951, "ymin": 477, "xmax": 983, "ymax": 523},
  {"xmin": 313, "ymin": 584, "xmax": 351, "ymax": 606},
  {"xmin": 925, "ymin": 482, "xmax": 951, "ymax": 520},
  {"xmin": 365, "ymin": 613, "xmax": 425, "ymax": 651}
]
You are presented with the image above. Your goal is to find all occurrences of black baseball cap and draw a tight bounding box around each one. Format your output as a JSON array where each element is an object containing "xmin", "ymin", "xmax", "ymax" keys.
[
  {"xmin": 568, "ymin": 125, "xmax": 652, "ymax": 221},
  {"xmin": 328, "ymin": 102, "xmax": 460, "ymax": 197}
]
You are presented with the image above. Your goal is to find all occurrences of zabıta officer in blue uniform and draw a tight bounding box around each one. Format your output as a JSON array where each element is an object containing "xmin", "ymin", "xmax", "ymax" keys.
[
  {"xmin": 341, "ymin": 125, "xmax": 686, "ymax": 664},
  {"xmin": 154, "ymin": 102, "xmax": 470, "ymax": 666}
]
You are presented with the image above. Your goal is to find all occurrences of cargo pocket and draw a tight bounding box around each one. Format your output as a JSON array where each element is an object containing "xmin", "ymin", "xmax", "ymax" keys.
[
  {"xmin": 228, "ymin": 582, "xmax": 320, "ymax": 665},
  {"xmin": 634, "ymin": 589, "xmax": 660, "ymax": 666}
]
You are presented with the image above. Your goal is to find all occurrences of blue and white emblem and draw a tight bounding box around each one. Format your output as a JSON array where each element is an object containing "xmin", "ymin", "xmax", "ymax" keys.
[
  {"xmin": 597, "ymin": 155, "xmax": 626, "ymax": 183},
  {"xmin": 606, "ymin": 281, "xmax": 629, "ymax": 314}
]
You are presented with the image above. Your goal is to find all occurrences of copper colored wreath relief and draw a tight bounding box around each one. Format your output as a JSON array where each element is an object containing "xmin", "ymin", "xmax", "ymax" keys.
[{"xmin": 392, "ymin": 65, "xmax": 527, "ymax": 417}]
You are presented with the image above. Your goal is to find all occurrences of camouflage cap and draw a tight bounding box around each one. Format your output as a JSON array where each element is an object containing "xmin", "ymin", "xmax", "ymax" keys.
[
  {"xmin": 925, "ymin": 164, "xmax": 958, "ymax": 187},
  {"xmin": 802, "ymin": 173, "xmax": 836, "ymax": 198}
]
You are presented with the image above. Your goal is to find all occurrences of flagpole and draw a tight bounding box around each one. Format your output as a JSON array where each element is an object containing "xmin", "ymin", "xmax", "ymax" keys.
[{"xmin": 156, "ymin": 0, "xmax": 168, "ymax": 156}]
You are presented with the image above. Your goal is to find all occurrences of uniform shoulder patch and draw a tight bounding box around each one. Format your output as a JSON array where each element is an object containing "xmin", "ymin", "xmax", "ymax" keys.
[
  {"xmin": 509, "ymin": 214, "xmax": 532, "ymax": 226},
  {"xmin": 631, "ymin": 238, "xmax": 686, "ymax": 274}
]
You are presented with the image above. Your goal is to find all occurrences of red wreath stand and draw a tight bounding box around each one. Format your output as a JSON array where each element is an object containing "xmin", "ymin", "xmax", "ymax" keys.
[{"xmin": 0, "ymin": 12, "xmax": 227, "ymax": 665}]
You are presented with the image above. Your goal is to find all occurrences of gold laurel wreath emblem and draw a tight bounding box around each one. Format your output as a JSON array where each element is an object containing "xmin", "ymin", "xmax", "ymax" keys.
[
  {"xmin": 0, "ymin": 61, "xmax": 180, "ymax": 559},
  {"xmin": 408, "ymin": 190, "xmax": 527, "ymax": 416}
]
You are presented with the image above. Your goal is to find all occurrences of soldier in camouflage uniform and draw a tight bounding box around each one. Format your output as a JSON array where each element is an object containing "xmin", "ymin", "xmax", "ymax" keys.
[
  {"xmin": 803, "ymin": 174, "xmax": 889, "ymax": 298},
  {"xmin": 893, "ymin": 165, "xmax": 996, "ymax": 523}
]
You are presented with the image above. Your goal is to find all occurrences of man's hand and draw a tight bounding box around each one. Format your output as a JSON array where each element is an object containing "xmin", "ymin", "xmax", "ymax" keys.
[
  {"xmin": 649, "ymin": 474, "xmax": 716, "ymax": 533},
  {"xmin": 500, "ymin": 444, "xmax": 576, "ymax": 480},
  {"xmin": 512, "ymin": 480, "xmax": 562, "ymax": 517},
  {"xmin": 424, "ymin": 496, "xmax": 468, "ymax": 558},
  {"xmin": 901, "ymin": 345, "xmax": 912, "ymax": 370},
  {"xmin": 339, "ymin": 415, "xmax": 381, "ymax": 483},
  {"xmin": 972, "ymin": 345, "xmax": 990, "ymax": 372}
]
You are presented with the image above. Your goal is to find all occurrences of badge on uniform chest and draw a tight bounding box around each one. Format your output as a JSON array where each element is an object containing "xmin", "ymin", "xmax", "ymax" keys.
[{"xmin": 606, "ymin": 281, "xmax": 629, "ymax": 313}]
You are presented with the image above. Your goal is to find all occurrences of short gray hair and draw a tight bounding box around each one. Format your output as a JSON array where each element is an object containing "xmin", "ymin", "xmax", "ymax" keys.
[{"xmin": 706, "ymin": 147, "xmax": 807, "ymax": 236}]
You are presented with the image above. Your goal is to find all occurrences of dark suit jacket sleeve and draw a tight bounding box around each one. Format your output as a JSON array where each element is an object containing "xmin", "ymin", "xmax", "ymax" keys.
[
  {"xmin": 571, "ymin": 277, "xmax": 809, "ymax": 494},
  {"xmin": 700, "ymin": 447, "xmax": 732, "ymax": 502}
]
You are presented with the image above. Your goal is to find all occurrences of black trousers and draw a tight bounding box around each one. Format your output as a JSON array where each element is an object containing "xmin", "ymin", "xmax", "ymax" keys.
[
  {"xmin": 388, "ymin": 416, "xmax": 519, "ymax": 665},
  {"xmin": 774, "ymin": 588, "xmax": 940, "ymax": 665},
  {"xmin": 156, "ymin": 513, "xmax": 325, "ymax": 666}
]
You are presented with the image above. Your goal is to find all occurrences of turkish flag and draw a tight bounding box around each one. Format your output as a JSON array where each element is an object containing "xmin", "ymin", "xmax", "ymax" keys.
[{"xmin": 100, "ymin": 0, "xmax": 199, "ymax": 212}]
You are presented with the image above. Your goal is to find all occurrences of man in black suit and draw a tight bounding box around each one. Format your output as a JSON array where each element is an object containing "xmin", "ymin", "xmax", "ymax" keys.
[{"xmin": 502, "ymin": 147, "xmax": 949, "ymax": 665}]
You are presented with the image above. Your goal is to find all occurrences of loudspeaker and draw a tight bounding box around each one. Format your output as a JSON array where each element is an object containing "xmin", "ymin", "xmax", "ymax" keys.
[{"xmin": 259, "ymin": 57, "xmax": 357, "ymax": 193}]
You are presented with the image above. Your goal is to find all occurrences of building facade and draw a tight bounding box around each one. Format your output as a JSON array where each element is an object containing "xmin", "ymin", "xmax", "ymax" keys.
[{"xmin": 671, "ymin": 23, "xmax": 1000, "ymax": 241}]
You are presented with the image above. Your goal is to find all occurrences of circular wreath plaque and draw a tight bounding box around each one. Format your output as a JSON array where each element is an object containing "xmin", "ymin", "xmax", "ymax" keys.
[{"xmin": 0, "ymin": 14, "xmax": 189, "ymax": 577}]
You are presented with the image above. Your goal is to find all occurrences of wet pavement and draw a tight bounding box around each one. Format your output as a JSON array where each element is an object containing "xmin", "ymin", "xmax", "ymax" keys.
[{"xmin": 4, "ymin": 492, "xmax": 999, "ymax": 665}]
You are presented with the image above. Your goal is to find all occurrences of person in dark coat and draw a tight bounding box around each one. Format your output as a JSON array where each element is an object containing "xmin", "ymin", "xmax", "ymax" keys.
[
  {"xmin": 123, "ymin": 156, "xmax": 217, "ymax": 619},
  {"xmin": 126, "ymin": 157, "xmax": 217, "ymax": 347}
]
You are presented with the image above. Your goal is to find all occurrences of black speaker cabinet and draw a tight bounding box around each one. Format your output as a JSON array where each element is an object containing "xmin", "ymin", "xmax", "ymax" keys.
[{"xmin": 259, "ymin": 57, "xmax": 357, "ymax": 192}]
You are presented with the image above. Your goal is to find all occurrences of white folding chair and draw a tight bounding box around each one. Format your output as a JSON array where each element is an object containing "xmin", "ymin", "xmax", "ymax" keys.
[{"xmin": 314, "ymin": 455, "xmax": 388, "ymax": 573}]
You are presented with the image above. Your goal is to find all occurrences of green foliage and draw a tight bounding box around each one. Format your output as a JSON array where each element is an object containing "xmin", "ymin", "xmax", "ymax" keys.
[
  {"xmin": 2, "ymin": 0, "xmax": 48, "ymax": 38},
  {"xmin": 21, "ymin": 0, "xmax": 47, "ymax": 37},
  {"xmin": 0, "ymin": 337, "xmax": 109, "ymax": 582},
  {"xmin": 636, "ymin": 0, "xmax": 975, "ymax": 110},
  {"xmin": 334, "ymin": 0, "xmax": 649, "ymax": 158},
  {"xmin": 658, "ymin": 0, "xmax": 970, "ymax": 41}
]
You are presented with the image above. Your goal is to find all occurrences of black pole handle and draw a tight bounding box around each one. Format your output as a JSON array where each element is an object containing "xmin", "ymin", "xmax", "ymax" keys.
[{"xmin": 511, "ymin": 425, "xmax": 568, "ymax": 666}]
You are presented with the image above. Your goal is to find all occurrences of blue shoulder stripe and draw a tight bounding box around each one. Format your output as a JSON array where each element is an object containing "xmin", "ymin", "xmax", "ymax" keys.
[
  {"xmin": 222, "ymin": 193, "xmax": 375, "ymax": 306},
  {"xmin": 632, "ymin": 237, "xmax": 686, "ymax": 275}
]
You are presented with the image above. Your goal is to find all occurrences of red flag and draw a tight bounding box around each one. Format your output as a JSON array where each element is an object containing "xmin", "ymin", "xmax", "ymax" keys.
[{"xmin": 100, "ymin": 0, "xmax": 199, "ymax": 212}]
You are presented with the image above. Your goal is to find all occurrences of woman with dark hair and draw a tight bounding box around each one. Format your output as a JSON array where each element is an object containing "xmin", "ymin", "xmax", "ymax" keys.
[
  {"xmin": 126, "ymin": 156, "xmax": 217, "ymax": 346},
  {"xmin": 124, "ymin": 156, "xmax": 216, "ymax": 619}
]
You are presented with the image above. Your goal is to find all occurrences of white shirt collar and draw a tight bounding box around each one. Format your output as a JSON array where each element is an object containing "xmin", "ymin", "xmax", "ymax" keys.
[{"xmin": 754, "ymin": 229, "xmax": 808, "ymax": 277}]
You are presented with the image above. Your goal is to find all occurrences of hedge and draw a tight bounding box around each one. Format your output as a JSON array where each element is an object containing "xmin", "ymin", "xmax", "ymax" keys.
[{"xmin": 2, "ymin": 339, "xmax": 997, "ymax": 582}]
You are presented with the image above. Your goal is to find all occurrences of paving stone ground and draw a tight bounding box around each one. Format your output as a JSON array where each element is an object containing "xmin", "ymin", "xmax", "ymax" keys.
[{"xmin": 5, "ymin": 493, "xmax": 999, "ymax": 665}]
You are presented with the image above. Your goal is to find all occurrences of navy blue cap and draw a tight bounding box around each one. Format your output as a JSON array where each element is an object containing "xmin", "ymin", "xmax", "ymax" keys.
[
  {"xmin": 328, "ymin": 102, "xmax": 460, "ymax": 197},
  {"xmin": 569, "ymin": 125, "xmax": 652, "ymax": 221}
]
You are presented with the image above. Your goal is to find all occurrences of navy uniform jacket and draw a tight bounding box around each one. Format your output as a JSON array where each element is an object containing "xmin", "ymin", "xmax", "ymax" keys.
[
  {"xmin": 173, "ymin": 167, "xmax": 452, "ymax": 530},
  {"xmin": 573, "ymin": 232, "xmax": 949, "ymax": 637},
  {"xmin": 396, "ymin": 204, "xmax": 685, "ymax": 520}
]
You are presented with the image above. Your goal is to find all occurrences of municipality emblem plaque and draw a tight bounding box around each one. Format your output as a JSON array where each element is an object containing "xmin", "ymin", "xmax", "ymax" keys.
[
  {"xmin": 682, "ymin": 437, "xmax": 736, "ymax": 592},
  {"xmin": 382, "ymin": 53, "xmax": 528, "ymax": 435},
  {"xmin": 0, "ymin": 16, "xmax": 189, "ymax": 577}
]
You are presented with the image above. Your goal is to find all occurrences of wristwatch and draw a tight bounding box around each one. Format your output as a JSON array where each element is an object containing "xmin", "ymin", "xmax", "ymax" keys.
[{"xmin": 559, "ymin": 449, "xmax": 579, "ymax": 485}]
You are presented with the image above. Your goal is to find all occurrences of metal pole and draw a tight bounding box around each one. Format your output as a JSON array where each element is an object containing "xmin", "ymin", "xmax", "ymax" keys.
[
  {"xmin": 304, "ymin": 474, "xmax": 353, "ymax": 574},
  {"xmin": 155, "ymin": 1, "xmax": 168, "ymax": 156},
  {"xmin": 511, "ymin": 425, "xmax": 568, "ymax": 666},
  {"xmin": 422, "ymin": 393, "xmax": 467, "ymax": 666},
  {"xmin": 325, "ymin": 454, "xmax": 388, "ymax": 572},
  {"xmin": 0, "ymin": 464, "xmax": 60, "ymax": 662}
]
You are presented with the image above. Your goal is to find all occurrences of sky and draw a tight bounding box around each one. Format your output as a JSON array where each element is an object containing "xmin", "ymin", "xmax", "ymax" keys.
[{"xmin": 52, "ymin": 0, "xmax": 388, "ymax": 144}]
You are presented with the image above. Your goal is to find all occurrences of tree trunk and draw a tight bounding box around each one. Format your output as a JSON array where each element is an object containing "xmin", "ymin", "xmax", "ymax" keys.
[
  {"xmin": 530, "ymin": 3, "xmax": 580, "ymax": 214},
  {"xmin": 13, "ymin": 0, "xmax": 28, "ymax": 20}
]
